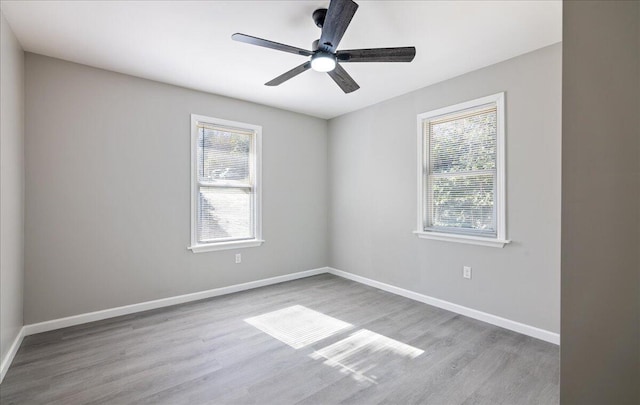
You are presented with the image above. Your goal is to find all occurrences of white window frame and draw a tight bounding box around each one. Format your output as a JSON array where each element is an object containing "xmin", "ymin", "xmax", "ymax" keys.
[
  {"xmin": 414, "ymin": 92, "xmax": 510, "ymax": 248},
  {"xmin": 188, "ymin": 114, "xmax": 263, "ymax": 253}
]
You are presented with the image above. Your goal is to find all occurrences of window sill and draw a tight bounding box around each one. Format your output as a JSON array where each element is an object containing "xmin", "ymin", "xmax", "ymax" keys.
[
  {"xmin": 188, "ymin": 239, "xmax": 264, "ymax": 253},
  {"xmin": 413, "ymin": 231, "xmax": 510, "ymax": 248}
]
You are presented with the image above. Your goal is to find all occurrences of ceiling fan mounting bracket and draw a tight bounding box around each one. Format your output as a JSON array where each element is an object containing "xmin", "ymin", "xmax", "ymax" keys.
[{"xmin": 312, "ymin": 8, "xmax": 327, "ymax": 28}]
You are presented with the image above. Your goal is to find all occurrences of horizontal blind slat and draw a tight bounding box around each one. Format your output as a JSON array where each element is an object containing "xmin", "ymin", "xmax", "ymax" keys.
[
  {"xmin": 429, "ymin": 105, "xmax": 497, "ymax": 126},
  {"xmin": 196, "ymin": 123, "xmax": 255, "ymax": 136},
  {"xmin": 429, "ymin": 169, "xmax": 496, "ymax": 178}
]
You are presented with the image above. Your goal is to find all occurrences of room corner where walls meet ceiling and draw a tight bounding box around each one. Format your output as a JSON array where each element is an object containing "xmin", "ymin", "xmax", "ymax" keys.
[{"xmin": 0, "ymin": 0, "xmax": 561, "ymax": 119}]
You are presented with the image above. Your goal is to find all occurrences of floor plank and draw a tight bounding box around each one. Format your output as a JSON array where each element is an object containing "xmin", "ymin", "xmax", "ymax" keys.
[{"xmin": 0, "ymin": 274, "xmax": 559, "ymax": 404}]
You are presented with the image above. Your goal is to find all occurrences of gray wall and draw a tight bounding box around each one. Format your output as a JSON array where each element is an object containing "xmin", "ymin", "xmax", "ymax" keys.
[
  {"xmin": 328, "ymin": 44, "xmax": 561, "ymax": 334},
  {"xmin": 561, "ymin": 1, "xmax": 640, "ymax": 403},
  {"xmin": 24, "ymin": 54, "xmax": 328, "ymax": 324},
  {"xmin": 0, "ymin": 12, "xmax": 25, "ymax": 365}
]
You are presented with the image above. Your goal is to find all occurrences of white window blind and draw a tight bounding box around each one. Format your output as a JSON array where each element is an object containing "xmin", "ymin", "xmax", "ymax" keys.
[
  {"xmin": 426, "ymin": 105, "xmax": 497, "ymax": 235},
  {"xmin": 416, "ymin": 92, "xmax": 508, "ymax": 247},
  {"xmin": 190, "ymin": 115, "xmax": 262, "ymax": 252}
]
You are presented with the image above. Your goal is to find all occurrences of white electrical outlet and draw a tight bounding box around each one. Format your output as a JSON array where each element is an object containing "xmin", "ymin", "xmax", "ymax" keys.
[
  {"xmin": 463, "ymin": 266, "xmax": 472, "ymax": 279},
  {"xmin": 235, "ymin": 253, "xmax": 242, "ymax": 264}
]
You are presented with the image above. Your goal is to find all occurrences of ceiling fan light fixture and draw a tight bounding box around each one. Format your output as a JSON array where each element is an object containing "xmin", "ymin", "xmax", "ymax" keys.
[{"xmin": 310, "ymin": 52, "xmax": 337, "ymax": 72}]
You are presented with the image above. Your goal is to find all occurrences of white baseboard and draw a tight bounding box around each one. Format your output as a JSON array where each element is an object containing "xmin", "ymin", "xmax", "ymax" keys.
[
  {"xmin": 0, "ymin": 326, "xmax": 25, "ymax": 384},
  {"xmin": 23, "ymin": 267, "xmax": 328, "ymax": 336},
  {"xmin": 5, "ymin": 264, "xmax": 556, "ymax": 383},
  {"xmin": 327, "ymin": 267, "xmax": 560, "ymax": 345}
]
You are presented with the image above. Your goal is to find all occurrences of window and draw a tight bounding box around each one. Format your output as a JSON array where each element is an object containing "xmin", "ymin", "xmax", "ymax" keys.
[
  {"xmin": 189, "ymin": 114, "xmax": 263, "ymax": 253},
  {"xmin": 415, "ymin": 93, "xmax": 509, "ymax": 248}
]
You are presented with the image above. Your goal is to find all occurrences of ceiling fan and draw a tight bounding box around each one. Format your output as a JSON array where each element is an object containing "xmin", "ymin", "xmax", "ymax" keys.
[{"xmin": 231, "ymin": 0, "xmax": 416, "ymax": 94}]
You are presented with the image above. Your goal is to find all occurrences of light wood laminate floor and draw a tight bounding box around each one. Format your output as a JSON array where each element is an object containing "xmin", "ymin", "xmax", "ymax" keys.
[{"xmin": 0, "ymin": 274, "xmax": 559, "ymax": 404}]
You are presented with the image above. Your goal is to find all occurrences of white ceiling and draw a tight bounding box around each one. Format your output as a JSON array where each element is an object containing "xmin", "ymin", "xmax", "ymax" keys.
[{"xmin": 1, "ymin": 1, "xmax": 561, "ymax": 119}]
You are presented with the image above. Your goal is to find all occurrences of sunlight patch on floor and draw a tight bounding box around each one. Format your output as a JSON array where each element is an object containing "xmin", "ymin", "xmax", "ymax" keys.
[
  {"xmin": 310, "ymin": 329, "xmax": 425, "ymax": 384},
  {"xmin": 244, "ymin": 305, "xmax": 352, "ymax": 349}
]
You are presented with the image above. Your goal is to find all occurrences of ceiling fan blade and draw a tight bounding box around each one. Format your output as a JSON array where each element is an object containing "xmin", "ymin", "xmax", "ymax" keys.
[
  {"xmin": 232, "ymin": 33, "xmax": 313, "ymax": 57},
  {"xmin": 337, "ymin": 47, "xmax": 416, "ymax": 63},
  {"xmin": 327, "ymin": 64, "xmax": 360, "ymax": 93},
  {"xmin": 265, "ymin": 62, "xmax": 312, "ymax": 86},
  {"xmin": 319, "ymin": 0, "xmax": 358, "ymax": 52}
]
